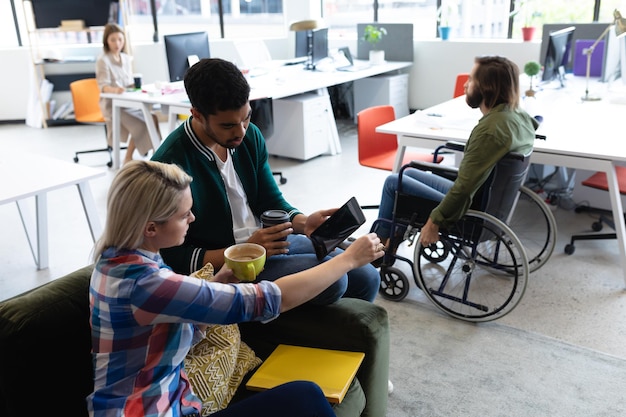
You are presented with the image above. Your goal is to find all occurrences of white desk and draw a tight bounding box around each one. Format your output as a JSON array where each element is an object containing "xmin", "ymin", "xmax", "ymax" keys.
[
  {"xmin": 0, "ymin": 154, "xmax": 104, "ymax": 269},
  {"xmin": 377, "ymin": 76, "xmax": 626, "ymax": 285},
  {"xmin": 102, "ymin": 60, "xmax": 412, "ymax": 169}
]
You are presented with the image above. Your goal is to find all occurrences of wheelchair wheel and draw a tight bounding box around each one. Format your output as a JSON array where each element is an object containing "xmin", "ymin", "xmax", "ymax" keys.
[
  {"xmin": 420, "ymin": 241, "xmax": 450, "ymax": 263},
  {"xmin": 507, "ymin": 186, "xmax": 557, "ymax": 273},
  {"xmin": 413, "ymin": 210, "xmax": 529, "ymax": 322},
  {"xmin": 379, "ymin": 266, "xmax": 410, "ymax": 301}
]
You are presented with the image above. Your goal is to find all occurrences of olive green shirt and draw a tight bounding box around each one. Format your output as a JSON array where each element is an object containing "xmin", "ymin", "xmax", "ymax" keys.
[{"xmin": 430, "ymin": 103, "xmax": 538, "ymax": 228}]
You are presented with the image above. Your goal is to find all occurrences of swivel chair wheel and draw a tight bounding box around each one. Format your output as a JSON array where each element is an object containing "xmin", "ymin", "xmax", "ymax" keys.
[
  {"xmin": 107, "ymin": 160, "xmax": 113, "ymax": 168},
  {"xmin": 564, "ymin": 243, "xmax": 575, "ymax": 255},
  {"xmin": 73, "ymin": 156, "xmax": 79, "ymax": 163},
  {"xmin": 379, "ymin": 266, "xmax": 410, "ymax": 301},
  {"xmin": 280, "ymin": 177, "xmax": 287, "ymax": 184},
  {"xmin": 592, "ymin": 221, "xmax": 603, "ymax": 232}
]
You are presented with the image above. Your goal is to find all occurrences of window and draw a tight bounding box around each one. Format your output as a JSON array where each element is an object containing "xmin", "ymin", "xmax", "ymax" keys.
[
  {"xmin": 4, "ymin": 0, "xmax": 625, "ymax": 49},
  {"xmin": 125, "ymin": 0, "xmax": 286, "ymax": 42}
]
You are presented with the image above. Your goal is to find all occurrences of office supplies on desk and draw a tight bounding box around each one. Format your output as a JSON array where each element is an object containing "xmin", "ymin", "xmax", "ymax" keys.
[{"xmin": 245, "ymin": 344, "xmax": 365, "ymax": 403}]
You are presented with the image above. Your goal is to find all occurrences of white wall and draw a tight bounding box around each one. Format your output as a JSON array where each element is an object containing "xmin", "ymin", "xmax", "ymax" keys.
[
  {"xmin": 0, "ymin": 38, "xmax": 541, "ymax": 122},
  {"xmin": 411, "ymin": 40, "xmax": 540, "ymax": 109}
]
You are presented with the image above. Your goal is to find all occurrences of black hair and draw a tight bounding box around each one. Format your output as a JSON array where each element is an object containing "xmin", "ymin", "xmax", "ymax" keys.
[{"xmin": 183, "ymin": 58, "xmax": 251, "ymax": 117}]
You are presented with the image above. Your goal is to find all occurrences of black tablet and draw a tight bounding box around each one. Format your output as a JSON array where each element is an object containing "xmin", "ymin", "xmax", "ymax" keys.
[{"xmin": 310, "ymin": 197, "xmax": 366, "ymax": 260}]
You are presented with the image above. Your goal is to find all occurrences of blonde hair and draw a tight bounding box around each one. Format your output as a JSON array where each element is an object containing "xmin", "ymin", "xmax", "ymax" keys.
[
  {"xmin": 92, "ymin": 160, "xmax": 193, "ymax": 261},
  {"xmin": 102, "ymin": 23, "xmax": 127, "ymax": 53}
]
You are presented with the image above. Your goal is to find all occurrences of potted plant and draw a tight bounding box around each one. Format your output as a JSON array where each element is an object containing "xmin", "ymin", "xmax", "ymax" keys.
[
  {"xmin": 510, "ymin": 0, "xmax": 542, "ymax": 41},
  {"xmin": 363, "ymin": 24, "xmax": 387, "ymax": 64},
  {"xmin": 523, "ymin": 60, "xmax": 541, "ymax": 97},
  {"xmin": 437, "ymin": 1, "xmax": 457, "ymax": 40}
]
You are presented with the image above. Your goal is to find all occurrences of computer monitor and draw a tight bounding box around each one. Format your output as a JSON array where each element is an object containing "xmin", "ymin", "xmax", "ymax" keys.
[
  {"xmin": 294, "ymin": 28, "xmax": 328, "ymax": 70},
  {"xmin": 311, "ymin": 28, "xmax": 329, "ymax": 68},
  {"xmin": 295, "ymin": 31, "xmax": 309, "ymax": 58},
  {"xmin": 541, "ymin": 26, "xmax": 576, "ymax": 86},
  {"xmin": 541, "ymin": 23, "xmax": 607, "ymax": 73},
  {"xmin": 164, "ymin": 32, "xmax": 210, "ymax": 82}
]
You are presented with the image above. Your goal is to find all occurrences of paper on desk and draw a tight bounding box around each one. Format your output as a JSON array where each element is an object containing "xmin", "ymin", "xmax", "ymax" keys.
[{"xmin": 413, "ymin": 110, "xmax": 479, "ymax": 131}]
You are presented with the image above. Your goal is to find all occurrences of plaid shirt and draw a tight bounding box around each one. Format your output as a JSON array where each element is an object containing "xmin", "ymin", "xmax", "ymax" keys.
[{"xmin": 87, "ymin": 247, "xmax": 281, "ymax": 417}]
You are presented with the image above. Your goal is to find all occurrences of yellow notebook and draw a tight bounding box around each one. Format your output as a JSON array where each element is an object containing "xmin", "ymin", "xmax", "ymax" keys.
[{"xmin": 245, "ymin": 344, "xmax": 365, "ymax": 403}]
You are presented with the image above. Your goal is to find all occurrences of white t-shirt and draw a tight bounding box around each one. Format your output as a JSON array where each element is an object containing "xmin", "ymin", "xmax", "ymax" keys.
[{"xmin": 212, "ymin": 149, "xmax": 259, "ymax": 243}]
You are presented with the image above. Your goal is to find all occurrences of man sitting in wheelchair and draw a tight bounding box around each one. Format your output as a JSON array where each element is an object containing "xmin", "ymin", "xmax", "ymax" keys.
[{"xmin": 372, "ymin": 55, "xmax": 539, "ymax": 266}]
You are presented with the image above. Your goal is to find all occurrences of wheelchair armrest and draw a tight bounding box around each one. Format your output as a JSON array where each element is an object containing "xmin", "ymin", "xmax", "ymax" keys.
[
  {"xmin": 444, "ymin": 141, "xmax": 466, "ymax": 152},
  {"xmin": 434, "ymin": 141, "xmax": 525, "ymax": 163},
  {"xmin": 404, "ymin": 160, "xmax": 459, "ymax": 179},
  {"xmin": 433, "ymin": 141, "xmax": 466, "ymax": 161}
]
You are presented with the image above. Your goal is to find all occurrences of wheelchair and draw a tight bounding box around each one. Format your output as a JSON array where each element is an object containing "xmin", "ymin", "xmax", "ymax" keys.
[{"xmin": 373, "ymin": 142, "xmax": 554, "ymax": 322}]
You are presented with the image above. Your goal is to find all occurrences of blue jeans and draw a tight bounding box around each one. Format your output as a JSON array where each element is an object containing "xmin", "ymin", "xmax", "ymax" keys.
[
  {"xmin": 376, "ymin": 168, "xmax": 454, "ymax": 239},
  {"xmin": 211, "ymin": 381, "xmax": 335, "ymax": 417},
  {"xmin": 257, "ymin": 234, "xmax": 379, "ymax": 304}
]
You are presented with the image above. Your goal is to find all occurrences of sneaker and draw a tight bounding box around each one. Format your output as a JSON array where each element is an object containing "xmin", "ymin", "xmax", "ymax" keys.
[{"xmin": 388, "ymin": 379, "xmax": 394, "ymax": 394}]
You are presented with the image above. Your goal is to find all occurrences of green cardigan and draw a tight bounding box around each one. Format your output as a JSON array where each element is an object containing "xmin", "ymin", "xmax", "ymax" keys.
[{"xmin": 151, "ymin": 117, "xmax": 302, "ymax": 274}]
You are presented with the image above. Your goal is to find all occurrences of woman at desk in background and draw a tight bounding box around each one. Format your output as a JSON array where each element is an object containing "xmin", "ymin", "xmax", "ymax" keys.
[
  {"xmin": 372, "ymin": 55, "xmax": 538, "ymax": 265},
  {"xmin": 96, "ymin": 23, "xmax": 160, "ymax": 164}
]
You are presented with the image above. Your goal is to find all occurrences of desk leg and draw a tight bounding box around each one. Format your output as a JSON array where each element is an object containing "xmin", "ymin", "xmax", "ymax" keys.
[
  {"xmin": 141, "ymin": 103, "xmax": 162, "ymax": 152},
  {"xmin": 167, "ymin": 108, "xmax": 179, "ymax": 133},
  {"xmin": 16, "ymin": 194, "xmax": 48, "ymax": 270},
  {"xmin": 393, "ymin": 136, "xmax": 409, "ymax": 173},
  {"xmin": 112, "ymin": 103, "xmax": 122, "ymax": 170},
  {"xmin": 76, "ymin": 182, "xmax": 103, "ymax": 242},
  {"xmin": 605, "ymin": 163, "xmax": 626, "ymax": 286},
  {"xmin": 35, "ymin": 194, "xmax": 48, "ymax": 269},
  {"xmin": 326, "ymin": 109, "xmax": 341, "ymax": 155}
]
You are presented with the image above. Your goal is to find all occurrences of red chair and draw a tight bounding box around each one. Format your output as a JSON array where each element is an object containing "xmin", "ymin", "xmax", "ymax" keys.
[
  {"xmin": 564, "ymin": 167, "xmax": 626, "ymax": 254},
  {"xmin": 357, "ymin": 105, "xmax": 443, "ymax": 172},
  {"xmin": 453, "ymin": 73, "xmax": 469, "ymax": 98}
]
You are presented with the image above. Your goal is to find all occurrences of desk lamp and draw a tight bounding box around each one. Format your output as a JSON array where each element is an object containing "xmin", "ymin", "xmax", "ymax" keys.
[
  {"xmin": 582, "ymin": 9, "xmax": 626, "ymax": 101},
  {"xmin": 289, "ymin": 19, "xmax": 320, "ymax": 70}
]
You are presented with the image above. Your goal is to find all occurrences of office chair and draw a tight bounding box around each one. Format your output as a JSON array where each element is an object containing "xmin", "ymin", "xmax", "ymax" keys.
[
  {"xmin": 356, "ymin": 105, "xmax": 444, "ymax": 210},
  {"xmin": 453, "ymin": 73, "xmax": 469, "ymax": 98},
  {"xmin": 564, "ymin": 167, "xmax": 626, "ymax": 255},
  {"xmin": 357, "ymin": 105, "xmax": 444, "ymax": 171},
  {"xmin": 70, "ymin": 78, "xmax": 126, "ymax": 168},
  {"xmin": 249, "ymin": 98, "xmax": 287, "ymax": 184}
]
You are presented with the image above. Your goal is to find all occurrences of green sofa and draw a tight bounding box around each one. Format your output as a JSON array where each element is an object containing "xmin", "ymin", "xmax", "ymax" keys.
[{"xmin": 0, "ymin": 265, "xmax": 389, "ymax": 417}]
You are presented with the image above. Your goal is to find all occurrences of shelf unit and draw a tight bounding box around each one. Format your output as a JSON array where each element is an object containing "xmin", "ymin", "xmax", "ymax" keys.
[{"xmin": 23, "ymin": 1, "xmax": 104, "ymax": 128}]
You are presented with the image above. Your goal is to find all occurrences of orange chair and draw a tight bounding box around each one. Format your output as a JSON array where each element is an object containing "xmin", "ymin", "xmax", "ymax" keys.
[
  {"xmin": 453, "ymin": 73, "xmax": 469, "ymax": 98},
  {"xmin": 564, "ymin": 167, "xmax": 626, "ymax": 254},
  {"xmin": 357, "ymin": 105, "xmax": 443, "ymax": 172},
  {"xmin": 70, "ymin": 78, "xmax": 125, "ymax": 168}
]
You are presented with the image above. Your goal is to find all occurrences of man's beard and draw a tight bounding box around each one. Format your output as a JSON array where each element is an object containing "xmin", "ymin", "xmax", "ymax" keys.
[{"xmin": 466, "ymin": 90, "xmax": 483, "ymax": 109}]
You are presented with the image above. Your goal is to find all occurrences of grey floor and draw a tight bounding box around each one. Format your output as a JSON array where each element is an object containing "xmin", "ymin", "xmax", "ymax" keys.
[{"xmin": 2, "ymin": 117, "xmax": 626, "ymax": 363}]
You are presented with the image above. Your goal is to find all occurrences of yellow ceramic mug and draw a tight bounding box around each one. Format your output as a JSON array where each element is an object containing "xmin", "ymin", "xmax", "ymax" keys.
[{"xmin": 224, "ymin": 243, "xmax": 266, "ymax": 282}]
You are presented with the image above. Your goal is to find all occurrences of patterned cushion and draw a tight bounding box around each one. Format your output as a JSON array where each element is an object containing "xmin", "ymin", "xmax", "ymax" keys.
[{"xmin": 186, "ymin": 264, "xmax": 262, "ymax": 415}]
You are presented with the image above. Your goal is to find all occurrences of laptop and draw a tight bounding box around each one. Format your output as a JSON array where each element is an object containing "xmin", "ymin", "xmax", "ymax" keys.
[{"xmin": 336, "ymin": 47, "xmax": 370, "ymax": 72}]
